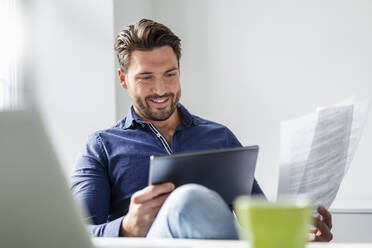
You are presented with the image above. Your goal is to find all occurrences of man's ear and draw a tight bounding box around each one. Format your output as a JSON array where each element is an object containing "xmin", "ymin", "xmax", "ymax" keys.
[{"xmin": 118, "ymin": 68, "xmax": 128, "ymax": 89}]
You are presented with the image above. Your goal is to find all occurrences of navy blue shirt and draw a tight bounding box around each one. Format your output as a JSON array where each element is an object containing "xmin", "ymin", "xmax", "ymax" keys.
[{"xmin": 71, "ymin": 103, "xmax": 264, "ymax": 237}]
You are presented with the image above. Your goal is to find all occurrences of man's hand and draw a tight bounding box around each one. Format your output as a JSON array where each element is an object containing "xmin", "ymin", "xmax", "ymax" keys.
[
  {"xmin": 310, "ymin": 206, "xmax": 333, "ymax": 242},
  {"xmin": 120, "ymin": 182, "xmax": 175, "ymax": 237}
]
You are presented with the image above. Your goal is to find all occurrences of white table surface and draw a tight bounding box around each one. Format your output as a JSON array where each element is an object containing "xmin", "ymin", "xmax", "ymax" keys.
[{"xmin": 93, "ymin": 238, "xmax": 372, "ymax": 248}]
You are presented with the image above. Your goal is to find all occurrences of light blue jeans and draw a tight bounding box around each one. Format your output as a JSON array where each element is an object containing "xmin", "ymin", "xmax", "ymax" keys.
[{"xmin": 146, "ymin": 184, "xmax": 239, "ymax": 239}]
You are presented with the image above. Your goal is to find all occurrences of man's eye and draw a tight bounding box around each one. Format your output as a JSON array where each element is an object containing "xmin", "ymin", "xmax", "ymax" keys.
[
  {"xmin": 141, "ymin": 76, "xmax": 152, "ymax": 80},
  {"xmin": 166, "ymin": 73, "xmax": 176, "ymax": 78}
]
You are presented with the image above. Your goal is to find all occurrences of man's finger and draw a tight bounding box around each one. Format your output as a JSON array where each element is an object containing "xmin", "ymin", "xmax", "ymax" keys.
[
  {"xmin": 314, "ymin": 234, "xmax": 326, "ymax": 242},
  {"xmin": 314, "ymin": 217, "xmax": 327, "ymax": 234},
  {"xmin": 317, "ymin": 206, "xmax": 332, "ymax": 229},
  {"xmin": 314, "ymin": 217, "xmax": 333, "ymax": 242},
  {"xmin": 143, "ymin": 193, "xmax": 170, "ymax": 210},
  {"xmin": 314, "ymin": 231, "xmax": 332, "ymax": 242},
  {"xmin": 132, "ymin": 183, "xmax": 175, "ymax": 203}
]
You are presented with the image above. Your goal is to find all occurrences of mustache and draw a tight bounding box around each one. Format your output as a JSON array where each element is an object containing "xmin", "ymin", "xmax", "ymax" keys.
[{"xmin": 145, "ymin": 93, "xmax": 174, "ymax": 101}]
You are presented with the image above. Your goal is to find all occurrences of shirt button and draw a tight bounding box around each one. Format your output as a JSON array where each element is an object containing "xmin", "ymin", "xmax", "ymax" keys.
[{"xmin": 141, "ymin": 124, "xmax": 145, "ymax": 128}]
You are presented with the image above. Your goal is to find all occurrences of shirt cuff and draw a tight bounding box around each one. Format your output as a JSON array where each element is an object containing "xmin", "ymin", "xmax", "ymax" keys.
[{"xmin": 103, "ymin": 216, "xmax": 124, "ymax": 237}]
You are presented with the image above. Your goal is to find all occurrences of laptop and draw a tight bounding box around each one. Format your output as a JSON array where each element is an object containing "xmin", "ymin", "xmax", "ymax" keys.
[
  {"xmin": 0, "ymin": 110, "xmax": 94, "ymax": 248},
  {"xmin": 149, "ymin": 146, "xmax": 259, "ymax": 205}
]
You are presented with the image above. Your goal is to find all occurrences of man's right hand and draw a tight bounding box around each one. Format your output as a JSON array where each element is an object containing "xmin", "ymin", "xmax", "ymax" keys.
[{"xmin": 120, "ymin": 182, "xmax": 175, "ymax": 237}]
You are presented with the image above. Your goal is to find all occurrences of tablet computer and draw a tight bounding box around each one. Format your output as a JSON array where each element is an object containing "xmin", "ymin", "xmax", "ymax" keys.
[{"xmin": 149, "ymin": 146, "xmax": 259, "ymax": 205}]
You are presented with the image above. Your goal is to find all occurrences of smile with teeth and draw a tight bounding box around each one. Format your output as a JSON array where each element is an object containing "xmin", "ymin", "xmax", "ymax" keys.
[
  {"xmin": 151, "ymin": 98, "xmax": 168, "ymax": 103},
  {"xmin": 149, "ymin": 97, "xmax": 170, "ymax": 107}
]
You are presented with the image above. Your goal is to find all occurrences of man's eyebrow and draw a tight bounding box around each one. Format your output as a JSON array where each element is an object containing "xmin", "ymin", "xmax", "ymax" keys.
[
  {"xmin": 135, "ymin": 67, "xmax": 179, "ymax": 77},
  {"xmin": 165, "ymin": 67, "xmax": 178, "ymax": 73},
  {"xmin": 136, "ymin": 72, "xmax": 153, "ymax": 76}
]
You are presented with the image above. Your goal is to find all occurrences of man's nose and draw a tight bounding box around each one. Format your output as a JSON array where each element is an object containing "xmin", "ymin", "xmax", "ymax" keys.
[{"xmin": 152, "ymin": 78, "xmax": 167, "ymax": 96}]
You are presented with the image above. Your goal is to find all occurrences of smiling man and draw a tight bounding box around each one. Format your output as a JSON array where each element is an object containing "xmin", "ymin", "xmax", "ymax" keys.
[
  {"xmin": 118, "ymin": 45, "xmax": 181, "ymax": 147},
  {"xmin": 71, "ymin": 19, "xmax": 333, "ymax": 241}
]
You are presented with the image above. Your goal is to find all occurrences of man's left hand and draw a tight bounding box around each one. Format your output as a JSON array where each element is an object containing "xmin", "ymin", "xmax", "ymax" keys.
[{"xmin": 310, "ymin": 206, "xmax": 333, "ymax": 242}]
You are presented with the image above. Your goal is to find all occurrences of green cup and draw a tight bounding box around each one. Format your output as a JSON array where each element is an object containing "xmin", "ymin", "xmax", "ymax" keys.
[{"xmin": 234, "ymin": 196, "xmax": 312, "ymax": 248}]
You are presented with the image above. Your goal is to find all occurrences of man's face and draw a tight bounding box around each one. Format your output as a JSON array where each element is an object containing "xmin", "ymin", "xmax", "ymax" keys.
[{"xmin": 119, "ymin": 46, "xmax": 181, "ymax": 122}]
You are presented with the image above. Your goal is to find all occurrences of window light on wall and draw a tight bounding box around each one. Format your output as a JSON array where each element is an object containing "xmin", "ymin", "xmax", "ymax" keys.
[{"xmin": 0, "ymin": 0, "xmax": 22, "ymax": 111}]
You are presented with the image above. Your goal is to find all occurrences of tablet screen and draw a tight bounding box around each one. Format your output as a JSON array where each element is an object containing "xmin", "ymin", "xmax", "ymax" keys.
[{"xmin": 149, "ymin": 146, "xmax": 259, "ymax": 205}]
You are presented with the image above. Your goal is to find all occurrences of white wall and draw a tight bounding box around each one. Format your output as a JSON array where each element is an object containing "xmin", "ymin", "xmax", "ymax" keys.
[
  {"xmin": 23, "ymin": 0, "xmax": 116, "ymax": 177},
  {"xmin": 114, "ymin": 0, "xmax": 155, "ymax": 119},
  {"xmin": 114, "ymin": 0, "xmax": 372, "ymax": 203}
]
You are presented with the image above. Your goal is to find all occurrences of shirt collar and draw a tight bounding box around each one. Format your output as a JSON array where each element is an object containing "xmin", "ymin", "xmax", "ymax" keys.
[
  {"xmin": 177, "ymin": 103, "xmax": 196, "ymax": 127},
  {"xmin": 122, "ymin": 103, "xmax": 196, "ymax": 130}
]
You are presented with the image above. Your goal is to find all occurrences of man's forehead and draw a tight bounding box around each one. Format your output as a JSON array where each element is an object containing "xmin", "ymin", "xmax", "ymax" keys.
[{"xmin": 128, "ymin": 46, "xmax": 178, "ymax": 74}]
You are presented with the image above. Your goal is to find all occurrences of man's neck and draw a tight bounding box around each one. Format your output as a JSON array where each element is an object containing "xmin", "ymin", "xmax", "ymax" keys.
[
  {"xmin": 135, "ymin": 108, "xmax": 181, "ymax": 146},
  {"xmin": 150, "ymin": 110, "xmax": 181, "ymax": 135}
]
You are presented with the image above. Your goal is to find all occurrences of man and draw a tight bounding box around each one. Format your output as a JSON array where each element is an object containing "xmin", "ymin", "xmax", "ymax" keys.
[{"xmin": 71, "ymin": 19, "xmax": 333, "ymax": 241}]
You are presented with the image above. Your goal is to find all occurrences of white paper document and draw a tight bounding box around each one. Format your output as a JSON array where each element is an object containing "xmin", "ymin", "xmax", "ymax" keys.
[{"xmin": 278, "ymin": 99, "xmax": 369, "ymax": 209}]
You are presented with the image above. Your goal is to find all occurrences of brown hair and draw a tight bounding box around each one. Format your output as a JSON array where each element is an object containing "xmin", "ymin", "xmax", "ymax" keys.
[{"xmin": 114, "ymin": 19, "xmax": 181, "ymax": 72}]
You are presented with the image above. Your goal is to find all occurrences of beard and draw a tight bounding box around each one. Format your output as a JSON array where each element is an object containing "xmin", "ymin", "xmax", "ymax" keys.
[{"xmin": 134, "ymin": 90, "xmax": 181, "ymax": 121}]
